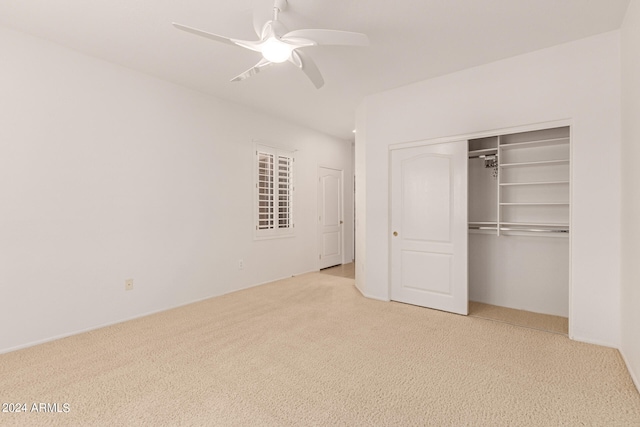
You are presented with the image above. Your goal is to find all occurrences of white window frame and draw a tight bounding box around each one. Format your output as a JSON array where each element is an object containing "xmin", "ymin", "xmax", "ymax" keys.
[{"xmin": 255, "ymin": 144, "xmax": 295, "ymax": 239}]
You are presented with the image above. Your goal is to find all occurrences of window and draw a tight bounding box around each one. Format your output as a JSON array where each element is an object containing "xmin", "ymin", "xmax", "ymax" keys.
[{"xmin": 256, "ymin": 144, "xmax": 294, "ymax": 238}]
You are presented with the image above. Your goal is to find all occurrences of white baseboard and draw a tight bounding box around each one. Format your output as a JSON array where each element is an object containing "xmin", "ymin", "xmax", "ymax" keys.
[
  {"xmin": 0, "ymin": 292, "xmax": 218, "ymax": 355},
  {"xmin": 569, "ymin": 333, "xmax": 619, "ymax": 349},
  {"xmin": 354, "ymin": 283, "xmax": 390, "ymax": 302},
  {"xmin": 0, "ymin": 269, "xmax": 321, "ymax": 355},
  {"xmin": 620, "ymin": 349, "xmax": 640, "ymax": 394}
]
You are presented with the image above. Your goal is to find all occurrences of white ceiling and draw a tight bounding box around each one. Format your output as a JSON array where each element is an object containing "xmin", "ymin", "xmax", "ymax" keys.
[{"xmin": 0, "ymin": 0, "xmax": 630, "ymax": 140}]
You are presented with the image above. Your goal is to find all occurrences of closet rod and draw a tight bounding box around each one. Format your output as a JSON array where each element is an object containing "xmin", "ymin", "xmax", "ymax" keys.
[
  {"xmin": 499, "ymin": 227, "xmax": 569, "ymax": 233},
  {"xmin": 468, "ymin": 154, "xmax": 498, "ymax": 159}
]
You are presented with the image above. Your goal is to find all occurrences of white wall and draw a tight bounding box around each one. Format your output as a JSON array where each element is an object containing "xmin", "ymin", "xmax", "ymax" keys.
[
  {"xmin": 621, "ymin": 0, "xmax": 640, "ymax": 388},
  {"xmin": 469, "ymin": 234, "xmax": 570, "ymax": 317},
  {"xmin": 356, "ymin": 31, "xmax": 622, "ymax": 347},
  {"xmin": 0, "ymin": 26, "xmax": 353, "ymax": 353},
  {"xmin": 354, "ymin": 104, "xmax": 368, "ymax": 296}
]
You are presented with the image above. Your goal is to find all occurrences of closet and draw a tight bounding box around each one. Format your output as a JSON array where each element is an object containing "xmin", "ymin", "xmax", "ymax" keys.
[{"xmin": 467, "ymin": 126, "xmax": 570, "ymax": 318}]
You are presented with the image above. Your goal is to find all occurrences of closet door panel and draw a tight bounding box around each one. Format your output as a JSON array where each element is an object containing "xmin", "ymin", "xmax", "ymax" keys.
[
  {"xmin": 401, "ymin": 155, "xmax": 451, "ymax": 242},
  {"xmin": 401, "ymin": 251, "xmax": 452, "ymax": 295},
  {"xmin": 390, "ymin": 140, "xmax": 468, "ymax": 315}
]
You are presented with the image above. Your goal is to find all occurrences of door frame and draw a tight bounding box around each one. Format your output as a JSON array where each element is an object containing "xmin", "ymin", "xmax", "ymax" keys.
[
  {"xmin": 387, "ymin": 118, "xmax": 573, "ymax": 337},
  {"xmin": 317, "ymin": 165, "xmax": 345, "ymax": 270}
]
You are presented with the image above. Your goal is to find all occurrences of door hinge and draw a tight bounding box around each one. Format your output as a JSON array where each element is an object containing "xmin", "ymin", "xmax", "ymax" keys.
[{"xmin": 319, "ymin": 254, "xmax": 321, "ymax": 259}]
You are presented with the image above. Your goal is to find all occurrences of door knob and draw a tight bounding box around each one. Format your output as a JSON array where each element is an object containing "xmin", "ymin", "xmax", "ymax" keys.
[
  {"xmin": 393, "ymin": 231, "xmax": 398, "ymax": 236},
  {"xmin": 340, "ymin": 220, "xmax": 343, "ymax": 224}
]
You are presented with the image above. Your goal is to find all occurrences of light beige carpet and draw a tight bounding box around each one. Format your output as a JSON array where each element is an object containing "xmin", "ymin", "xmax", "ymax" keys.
[
  {"xmin": 1, "ymin": 272, "xmax": 639, "ymax": 426},
  {"xmin": 469, "ymin": 301, "xmax": 569, "ymax": 335},
  {"xmin": 320, "ymin": 262, "xmax": 355, "ymax": 279}
]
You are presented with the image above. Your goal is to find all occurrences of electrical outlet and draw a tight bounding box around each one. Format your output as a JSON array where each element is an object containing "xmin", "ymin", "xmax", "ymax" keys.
[
  {"xmin": 238, "ymin": 259, "xmax": 244, "ymax": 270},
  {"xmin": 125, "ymin": 279, "xmax": 134, "ymax": 291}
]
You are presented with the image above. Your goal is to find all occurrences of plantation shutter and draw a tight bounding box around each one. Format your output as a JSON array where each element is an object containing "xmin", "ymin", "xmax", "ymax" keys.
[
  {"xmin": 255, "ymin": 145, "xmax": 294, "ymax": 237},
  {"xmin": 257, "ymin": 151, "xmax": 274, "ymax": 230},
  {"xmin": 278, "ymin": 155, "xmax": 292, "ymax": 229}
]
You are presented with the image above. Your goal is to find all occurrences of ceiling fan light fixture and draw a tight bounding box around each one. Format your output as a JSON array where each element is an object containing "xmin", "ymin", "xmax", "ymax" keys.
[
  {"xmin": 261, "ymin": 37, "xmax": 294, "ymax": 63},
  {"xmin": 173, "ymin": 1, "xmax": 368, "ymax": 89}
]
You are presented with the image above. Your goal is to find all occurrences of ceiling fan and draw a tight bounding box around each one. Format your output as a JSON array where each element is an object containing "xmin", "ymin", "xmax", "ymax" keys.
[{"xmin": 173, "ymin": 0, "xmax": 369, "ymax": 89}]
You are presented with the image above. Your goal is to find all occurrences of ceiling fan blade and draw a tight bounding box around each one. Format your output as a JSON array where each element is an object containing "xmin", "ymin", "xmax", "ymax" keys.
[
  {"xmin": 290, "ymin": 50, "xmax": 324, "ymax": 89},
  {"xmin": 252, "ymin": 17, "xmax": 264, "ymax": 38},
  {"xmin": 282, "ymin": 29, "xmax": 369, "ymax": 47},
  {"xmin": 173, "ymin": 22, "xmax": 237, "ymax": 45},
  {"xmin": 251, "ymin": 0, "xmax": 273, "ymax": 37},
  {"xmin": 252, "ymin": 8, "xmax": 267, "ymax": 37},
  {"xmin": 173, "ymin": 22, "xmax": 262, "ymax": 52},
  {"xmin": 230, "ymin": 58, "xmax": 272, "ymax": 82}
]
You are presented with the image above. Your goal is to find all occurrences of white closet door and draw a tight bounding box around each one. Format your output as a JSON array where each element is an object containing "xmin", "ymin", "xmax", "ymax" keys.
[{"xmin": 390, "ymin": 141, "xmax": 468, "ymax": 315}]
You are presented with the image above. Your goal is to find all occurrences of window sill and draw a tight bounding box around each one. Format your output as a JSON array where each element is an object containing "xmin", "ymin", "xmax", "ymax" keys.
[{"xmin": 254, "ymin": 232, "xmax": 296, "ymax": 241}]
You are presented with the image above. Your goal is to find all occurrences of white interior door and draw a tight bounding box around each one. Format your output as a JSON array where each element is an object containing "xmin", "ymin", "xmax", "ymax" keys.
[
  {"xmin": 390, "ymin": 141, "xmax": 468, "ymax": 315},
  {"xmin": 318, "ymin": 167, "xmax": 343, "ymax": 269}
]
